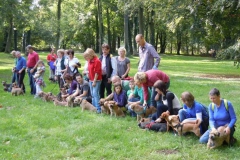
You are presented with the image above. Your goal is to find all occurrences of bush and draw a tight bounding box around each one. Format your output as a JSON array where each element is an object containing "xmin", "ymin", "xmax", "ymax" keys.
[{"xmin": 217, "ymin": 42, "xmax": 240, "ymax": 60}]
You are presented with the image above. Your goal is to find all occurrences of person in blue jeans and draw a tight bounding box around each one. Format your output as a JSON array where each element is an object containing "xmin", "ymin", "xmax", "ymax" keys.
[
  {"xmin": 199, "ymin": 88, "xmax": 237, "ymax": 145},
  {"xmin": 178, "ymin": 91, "xmax": 209, "ymax": 135}
]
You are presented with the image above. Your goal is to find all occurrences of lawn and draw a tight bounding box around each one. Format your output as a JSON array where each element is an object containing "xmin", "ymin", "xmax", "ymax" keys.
[{"xmin": 0, "ymin": 52, "xmax": 239, "ymax": 160}]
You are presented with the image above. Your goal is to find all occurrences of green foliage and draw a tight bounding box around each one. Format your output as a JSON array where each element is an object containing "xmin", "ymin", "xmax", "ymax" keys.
[{"xmin": 217, "ymin": 42, "xmax": 240, "ymax": 60}]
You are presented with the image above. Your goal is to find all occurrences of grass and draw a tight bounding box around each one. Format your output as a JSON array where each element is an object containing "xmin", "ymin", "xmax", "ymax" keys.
[{"xmin": 0, "ymin": 52, "xmax": 240, "ymax": 160}]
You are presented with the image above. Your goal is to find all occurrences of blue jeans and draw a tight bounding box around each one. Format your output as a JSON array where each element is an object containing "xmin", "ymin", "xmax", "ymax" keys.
[
  {"xmin": 199, "ymin": 127, "xmax": 235, "ymax": 144},
  {"xmin": 127, "ymin": 97, "xmax": 141, "ymax": 117},
  {"xmin": 89, "ymin": 81, "xmax": 101, "ymax": 112},
  {"xmin": 12, "ymin": 72, "xmax": 18, "ymax": 84},
  {"xmin": 27, "ymin": 68, "xmax": 36, "ymax": 95}
]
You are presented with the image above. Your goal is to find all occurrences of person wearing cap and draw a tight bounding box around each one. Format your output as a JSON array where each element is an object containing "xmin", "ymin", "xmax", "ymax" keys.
[{"xmin": 26, "ymin": 45, "xmax": 39, "ymax": 95}]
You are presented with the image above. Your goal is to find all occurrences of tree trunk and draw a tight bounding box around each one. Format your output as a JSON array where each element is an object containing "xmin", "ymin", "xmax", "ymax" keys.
[
  {"xmin": 128, "ymin": 18, "xmax": 133, "ymax": 55},
  {"xmin": 159, "ymin": 31, "xmax": 167, "ymax": 53},
  {"xmin": 56, "ymin": 0, "xmax": 62, "ymax": 50},
  {"xmin": 138, "ymin": 7, "xmax": 144, "ymax": 35},
  {"xmin": 95, "ymin": 13, "xmax": 99, "ymax": 53},
  {"xmin": 155, "ymin": 32, "xmax": 159, "ymax": 53},
  {"xmin": 176, "ymin": 30, "xmax": 181, "ymax": 55},
  {"xmin": 98, "ymin": 0, "xmax": 103, "ymax": 54},
  {"xmin": 124, "ymin": 6, "xmax": 129, "ymax": 54},
  {"xmin": 4, "ymin": 17, "xmax": 13, "ymax": 53},
  {"xmin": 133, "ymin": 15, "xmax": 138, "ymax": 55},
  {"xmin": 117, "ymin": 36, "xmax": 120, "ymax": 49},
  {"xmin": 106, "ymin": 8, "xmax": 112, "ymax": 51},
  {"xmin": 149, "ymin": 10, "xmax": 155, "ymax": 48},
  {"xmin": 111, "ymin": 27, "xmax": 116, "ymax": 54}
]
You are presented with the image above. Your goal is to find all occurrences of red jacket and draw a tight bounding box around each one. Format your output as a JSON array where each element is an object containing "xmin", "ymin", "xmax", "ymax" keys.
[{"xmin": 88, "ymin": 56, "xmax": 102, "ymax": 81}]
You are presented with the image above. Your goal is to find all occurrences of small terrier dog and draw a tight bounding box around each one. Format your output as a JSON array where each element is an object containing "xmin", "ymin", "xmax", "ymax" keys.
[
  {"xmin": 130, "ymin": 103, "xmax": 157, "ymax": 121},
  {"xmin": 207, "ymin": 125, "xmax": 230, "ymax": 149},
  {"xmin": 11, "ymin": 83, "xmax": 24, "ymax": 96},
  {"xmin": 106, "ymin": 101, "xmax": 125, "ymax": 117},
  {"xmin": 74, "ymin": 97, "xmax": 96, "ymax": 112},
  {"xmin": 2, "ymin": 81, "xmax": 11, "ymax": 92},
  {"xmin": 99, "ymin": 99, "xmax": 110, "ymax": 115}
]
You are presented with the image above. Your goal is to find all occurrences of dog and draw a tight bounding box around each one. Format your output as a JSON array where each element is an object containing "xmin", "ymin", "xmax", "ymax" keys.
[
  {"xmin": 60, "ymin": 88, "xmax": 68, "ymax": 102},
  {"xmin": 207, "ymin": 125, "xmax": 230, "ymax": 149},
  {"xmin": 74, "ymin": 97, "xmax": 96, "ymax": 112},
  {"xmin": 160, "ymin": 112, "xmax": 201, "ymax": 136},
  {"xmin": 53, "ymin": 98, "xmax": 67, "ymax": 107},
  {"xmin": 2, "ymin": 81, "xmax": 12, "ymax": 92},
  {"xmin": 138, "ymin": 118, "xmax": 151, "ymax": 129},
  {"xmin": 130, "ymin": 103, "xmax": 157, "ymax": 121},
  {"xmin": 11, "ymin": 83, "xmax": 24, "ymax": 96},
  {"xmin": 106, "ymin": 101, "xmax": 125, "ymax": 117},
  {"xmin": 233, "ymin": 55, "xmax": 240, "ymax": 68},
  {"xmin": 99, "ymin": 99, "xmax": 111, "ymax": 114},
  {"xmin": 66, "ymin": 95, "xmax": 76, "ymax": 107},
  {"xmin": 38, "ymin": 91, "xmax": 55, "ymax": 102}
]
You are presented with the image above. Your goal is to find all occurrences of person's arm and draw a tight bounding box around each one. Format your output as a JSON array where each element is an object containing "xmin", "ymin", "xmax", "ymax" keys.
[
  {"xmin": 208, "ymin": 104, "xmax": 216, "ymax": 130},
  {"xmin": 110, "ymin": 57, "xmax": 117, "ymax": 78},
  {"xmin": 143, "ymin": 83, "xmax": 148, "ymax": 106},
  {"xmin": 149, "ymin": 46, "xmax": 160, "ymax": 69},
  {"xmin": 19, "ymin": 58, "xmax": 26, "ymax": 73},
  {"xmin": 122, "ymin": 59, "xmax": 130, "ymax": 78},
  {"xmin": 92, "ymin": 73, "xmax": 98, "ymax": 87},
  {"xmin": 227, "ymin": 102, "xmax": 237, "ymax": 129},
  {"xmin": 165, "ymin": 92, "xmax": 174, "ymax": 114},
  {"xmin": 71, "ymin": 84, "xmax": 80, "ymax": 97}
]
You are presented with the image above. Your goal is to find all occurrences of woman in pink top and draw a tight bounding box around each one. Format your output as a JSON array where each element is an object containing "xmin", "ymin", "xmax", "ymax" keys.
[{"xmin": 134, "ymin": 69, "xmax": 170, "ymax": 107}]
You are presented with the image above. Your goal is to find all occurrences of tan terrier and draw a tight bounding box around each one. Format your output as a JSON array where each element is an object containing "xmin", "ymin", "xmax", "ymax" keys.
[
  {"xmin": 11, "ymin": 83, "xmax": 24, "ymax": 96},
  {"xmin": 74, "ymin": 97, "xmax": 96, "ymax": 112},
  {"xmin": 106, "ymin": 101, "xmax": 125, "ymax": 117},
  {"xmin": 130, "ymin": 103, "xmax": 157, "ymax": 121},
  {"xmin": 207, "ymin": 125, "xmax": 230, "ymax": 149}
]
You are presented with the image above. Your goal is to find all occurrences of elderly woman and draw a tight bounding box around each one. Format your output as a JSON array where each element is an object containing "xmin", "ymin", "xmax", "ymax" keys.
[
  {"xmin": 179, "ymin": 91, "xmax": 209, "ymax": 135},
  {"xmin": 152, "ymin": 80, "xmax": 181, "ymax": 122},
  {"xmin": 134, "ymin": 69, "xmax": 170, "ymax": 107},
  {"xmin": 199, "ymin": 88, "xmax": 237, "ymax": 145},
  {"xmin": 83, "ymin": 48, "xmax": 102, "ymax": 113},
  {"xmin": 54, "ymin": 49, "xmax": 68, "ymax": 88},
  {"xmin": 116, "ymin": 47, "xmax": 130, "ymax": 79}
]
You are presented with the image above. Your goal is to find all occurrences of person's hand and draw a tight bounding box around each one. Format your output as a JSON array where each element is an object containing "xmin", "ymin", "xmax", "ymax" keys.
[
  {"xmin": 30, "ymin": 69, "xmax": 34, "ymax": 73},
  {"xmin": 143, "ymin": 101, "xmax": 147, "ymax": 107},
  {"xmin": 92, "ymin": 81, "xmax": 96, "ymax": 87},
  {"xmin": 121, "ymin": 75, "xmax": 126, "ymax": 79},
  {"xmin": 224, "ymin": 126, "xmax": 231, "ymax": 135},
  {"xmin": 18, "ymin": 70, "xmax": 22, "ymax": 74},
  {"xmin": 54, "ymin": 76, "xmax": 57, "ymax": 80},
  {"xmin": 152, "ymin": 65, "xmax": 158, "ymax": 70}
]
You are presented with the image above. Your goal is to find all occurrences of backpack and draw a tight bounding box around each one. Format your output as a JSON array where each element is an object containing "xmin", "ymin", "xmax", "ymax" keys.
[{"xmin": 211, "ymin": 99, "xmax": 228, "ymax": 111}]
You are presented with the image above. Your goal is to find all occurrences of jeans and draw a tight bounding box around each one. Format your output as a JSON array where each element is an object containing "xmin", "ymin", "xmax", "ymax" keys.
[
  {"xmin": 100, "ymin": 75, "xmax": 112, "ymax": 98},
  {"xmin": 89, "ymin": 81, "xmax": 101, "ymax": 112},
  {"xmin": 12, "ymin": 72, "xmax": 18, "ymax": 84},
  {"xmin": 199, "ymin": 127, "xmax": 235, "ymax": 143},
  {"xmin": 27, "ymin": 68, "xmax": 36, "ymax": 95},
  {"xmin": 151, "ymin": 104, "xmax": 168, "ymax": 121},
  {"xmin": 127, "ymin": 97, "xmax": 141, "ymax": 117}
]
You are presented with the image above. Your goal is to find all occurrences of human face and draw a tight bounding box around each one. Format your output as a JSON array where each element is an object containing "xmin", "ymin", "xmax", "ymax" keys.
[
  {"xmin": 135, "ymin": 35, "xmax": 144, "ymax": 47},
  {"xmin": 181, "ymin": 98, "xmax": 192, "ymax": 108},
  {"xmin": 69, "ymin": 53, "xmax": 73, "ymax": 59},
  {"xmin": 76, "ymin": 76, "xmax": 83, "ymax": 84},
  {"xmin": 118, "ymin": 50, "xmax": 125, "ymax": 57},
  {"xmin": 134, "ymin": 81, "xmax": 142, "ymax": 88},
  {"xmin": 102, "ymin": 47, "xmax": 109, "ymax": 55},
  {"xmin": 27, "ymin": 48, "xmax": 33, "ymax": 54},
  {"xmin": 129, "ymin": 82, "xmax": 135, "ymax": 89},
  {"xmin": 84, "ymin": 55, "xmax": 91, "ymax": 61},
  {"xmin": 112, "ymin": 78, "xmax": 120, "ymax": 86},
  {"xmin": 209, "ymin": 95, "xmax": 221, "ymax": 105},
  {"xmin": 155, "ymin": 88, "xmax": 163, "ymax": 95},
  {"xmin": 115, "ymin": 86, "xmax": 122, "ymax": 94}
]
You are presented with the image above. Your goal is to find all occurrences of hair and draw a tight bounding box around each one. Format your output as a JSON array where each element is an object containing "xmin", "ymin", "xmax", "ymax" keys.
[
  {"xmin": 134, "ymin": 72, "xmax": 146, "ymax": 83},
  {"xmin": 181, "ymin": 91, "xmax": 194, "ymax": 104},
  {"xmin": 114, "ymin": 83, "xmax": 122, "ymax": 93},
  {"xmin": 118, "ymin": 47, "xmax": 126, "ymax": 56},
  {"xmin": 37, "ymin": 60, "xmax": 45, "ymax": 66},
  {"xmin": 11, "ymin": 50, "xmax": 16, "ymax": 55},
  {"xmin": 57, "ymin": 49, "xmax": 65, "ymax": 56},
  {"xmin": 111, "ymin": 75, "xmax": 121, "ymax": 82},
  {"xmin": 209, "ymin": 88, "xmax": 220, "ymax": 96},
  {"xmin": 67, "ymin": 49, "xmax": 74, "ymax": 56},
  {"xmin": 83, "ymin": 48, "xmax": 97, "ymax": 59},
  {"xmin": 102, "ymin": 43, "xmax": 110, "ymax": 50},
  {"xmin": 64, "ymin": 73, "xmax": 73, "ymax": 81},
  {"xmin": 136, "ymin": 34, "xmax": 144, "ymax": 39},
  {"xmin": 26, "ymin": 45, "xmax": 34, "ymax": 50},
  {"xmin": 15, "ymin": 51, "xmax": 21, "ymax": 56},
  {"xmin": 153, "ymin": 80, "xmax": 167, "ymax": 95},
  {"xmin": 75, "ymin": 73, "xmax": 83, "ymax": 78}
]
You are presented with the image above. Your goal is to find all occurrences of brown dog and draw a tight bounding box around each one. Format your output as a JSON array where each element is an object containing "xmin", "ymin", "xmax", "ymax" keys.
[
  {"xmin": 99, "ymin": 99, "xmax": 110, "ymax": 114},
  {"xmin": 2, "ymin": 81, "xmax": 11, "ymax": 92},
  {"xmin": 66, "ymin": 95, "xmax": 75, "ymax": 107},
  {"xmin": 106, "ymin": 101, "xmax": 125, "ymax": 117},
  {"xmin": 11, "ymin": 83, "xmax": 24, "ymax": 96},
  {"xmin": 74, "ymin": 97, "xmax": 96, "ymax": 112},
  {"xmin": 207, "ymin": 125, "xmax": 230, "ymax": 149},
  {"xmin": 130, "ymin": 103, "xmax": 157, "ymax": 121},
  {"xmin": 160, "ymin": 112, "xmax": 201, "ymax": 136},
  {"xmin": 39, "ymin": 91, "xmax": 55, "ymax": 102},
  {"xmin": 53, "ymin": 98, "xmax": 67, "ymax": 107}
]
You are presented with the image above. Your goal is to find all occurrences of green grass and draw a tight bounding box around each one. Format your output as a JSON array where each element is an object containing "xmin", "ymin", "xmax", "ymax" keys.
[{"xmin": 0, "ymin": 52, "xmax": 240, "ymax": 160}]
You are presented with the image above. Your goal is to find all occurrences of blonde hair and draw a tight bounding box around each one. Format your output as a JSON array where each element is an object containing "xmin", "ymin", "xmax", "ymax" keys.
[
  {"xmin": 118, "ymin": 47, "xmax": 126, "ymax": 56},
  {"xmin": 84, "ymin": 48, "xmax": 97, "ymax": 59},
  {"xmin": 57, "ymin": 49, "xmax": 65, "ymax": 56},
  {"xmin": 11, "ymin": 50, "xmax": 16, "ymax": 55},
  {"xmin": 134, "ymin": 72, "xmax": 146, "ymax": 83}
]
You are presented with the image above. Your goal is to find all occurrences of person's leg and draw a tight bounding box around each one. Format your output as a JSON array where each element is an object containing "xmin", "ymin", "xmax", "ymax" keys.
[
  {"xmin": 100, "ymin": 75, "xmax": 106, "ymax": 98},
  {"xmin": 105, "ymin": 81, "xmax": 112, "ymax": 96},
  {"xmin": 89, "ymin": 81, "xmax": 95, "ymax": 107},
  {"xmin": 199, "ymin": 129, "xmax": 210, "ymax": 143},
  {"xmin": 178, "ymin": 109, "xmax": 189, "ymax": 122},
  {"xmin": 35, "ymin": 83, "xmax": 41, "ymax": 97},
  {"xmin": 28, "ymin": 69, "xmax": 36, "ymax": 95},
  {"xmin": 150, "ymin": 87, "xmax": 157, "ymax": 108},
  {"xmin": 93, "ymin": 81, "xmax": 101, "ymax": 112},
  {"xmin": 156, "ymin": 104, "xmax": 168, "ymax": 118},
  {"xmin": 18, "ymin": 71, "xmax": 25, "ymax": 93}
]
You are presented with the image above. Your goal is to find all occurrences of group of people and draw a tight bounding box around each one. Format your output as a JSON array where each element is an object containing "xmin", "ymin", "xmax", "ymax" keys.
[{"xmin": 10, "ymin": 34, "xmax": 237, "ymax": 146}]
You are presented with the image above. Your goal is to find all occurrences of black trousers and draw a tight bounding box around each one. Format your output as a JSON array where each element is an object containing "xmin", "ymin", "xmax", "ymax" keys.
[
  {"xmin": 18, "ymin": 70, "xmax": 25, "ymax": 93},
  {"xmin": 100, "ymin": 75, "xmax": 112, "ymax": 98}
]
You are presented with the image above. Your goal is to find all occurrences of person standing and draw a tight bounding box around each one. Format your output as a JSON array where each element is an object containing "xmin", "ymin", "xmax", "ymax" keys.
[
  {"xmin": 26, "ymin": 45, "xmax": 39, "ymax": 95},
  {"xmin": 135, "ymin": 34, "xmax": 160, "ymax": 72},
  {"xmin": 84, "ymin": 48, "xmax": 102, "ymax": 113},
  {"xmin": 116, "ymin": 47, "xmax": 130, "ymax": 79},
  {"xmin": 11, "ymin": 50, "xmax": 18, "ymax": 84},
  {"xmin": 47, "ymin": 48, "xmax": 57, "ymax": 81},
  {"xmin": 99, "ymin": 43, "xmax": 117, "ymax": 98},
  {"xmin": 15, "ymin": 51, "xmax": 26, "ymax": 93}
]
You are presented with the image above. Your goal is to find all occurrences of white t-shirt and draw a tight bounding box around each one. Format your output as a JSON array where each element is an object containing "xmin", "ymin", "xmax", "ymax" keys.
[{"xmin": 68, "ymin": 57, "xmax": 79, "ymax": 73}]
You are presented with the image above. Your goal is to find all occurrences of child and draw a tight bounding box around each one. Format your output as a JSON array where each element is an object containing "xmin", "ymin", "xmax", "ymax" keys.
[
  {"xmin": 113, "ymin": 84, "xmax": 127, "ymax": 110},
  {"xmin": 34, "ymin": 60, "xmax": 46, "ymax": 98}
]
